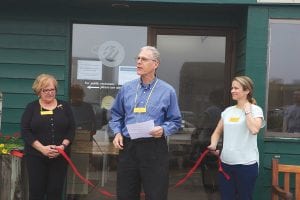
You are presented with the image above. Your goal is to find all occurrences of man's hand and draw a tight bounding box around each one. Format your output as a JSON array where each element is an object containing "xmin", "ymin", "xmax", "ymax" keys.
[
  {"xmin": 113, "ymin": 133, "xmax": 124, "ymax": 150},
  {"xmin": 150, "ymin": 126, "xmax": 164, "ymax": 138}
]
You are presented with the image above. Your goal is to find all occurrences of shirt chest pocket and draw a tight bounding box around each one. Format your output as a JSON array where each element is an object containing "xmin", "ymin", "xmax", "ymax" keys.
[{"xmin": 146, "ymin": 102, "xmax": 164, "ymax": 119}]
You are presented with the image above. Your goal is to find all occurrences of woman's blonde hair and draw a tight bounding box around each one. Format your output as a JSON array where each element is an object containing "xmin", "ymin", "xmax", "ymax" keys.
[
  {"xmin": 233, "ymin": 76, "xmax": 257, "ymax": 105},
  {"xmin": 32, "ymin": 74, "xmax": 58, "ymax": 95}
]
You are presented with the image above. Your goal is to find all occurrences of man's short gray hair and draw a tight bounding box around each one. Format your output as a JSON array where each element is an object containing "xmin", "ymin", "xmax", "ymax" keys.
[{"xmin": 141, "ymin": 46, "xmax": 160, "ymax": 63}]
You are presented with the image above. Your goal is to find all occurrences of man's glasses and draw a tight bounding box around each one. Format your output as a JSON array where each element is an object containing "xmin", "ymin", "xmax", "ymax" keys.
[
  {"xmin": 135, "ymin": 56, "xmax": 157, "ymax": 63},
  {"xmin": 42, "ymin": 88, "xmax": 56, "ymax": 93}
]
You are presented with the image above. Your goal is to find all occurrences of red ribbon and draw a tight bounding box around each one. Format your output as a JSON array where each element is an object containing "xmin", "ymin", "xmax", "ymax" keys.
[
  {"xmin": 218, "ymin": 158, "xmax": 231, "ymax": 180},
  {"xmin": 56, "ymin": 148, "xmax": 115, "ymax": 198},
  {"xmin": 10, "ymin": 148, "xmax": 229, "ymax": 198},
  {"xmin": 174, "ymin": 149, "xmax": 230, "ymax": 188}
]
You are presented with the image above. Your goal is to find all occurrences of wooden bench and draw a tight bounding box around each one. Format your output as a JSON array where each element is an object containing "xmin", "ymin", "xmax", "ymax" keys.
[{"xmin": 272, "ymin": 158, "xmax": 300, "ymax": 200}]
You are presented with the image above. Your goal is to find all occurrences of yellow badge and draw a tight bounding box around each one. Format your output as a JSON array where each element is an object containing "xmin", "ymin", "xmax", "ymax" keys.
[
  {"xmin": 134, "ymin": 107, "xmax": 147, "ymax": 113},
  {"xmin": 229, "ymin": 117, "xmax": 240, "ymax": 122},
  {"xmin": 40, "ymin": 110, "xmax": 53, "ymax": 115}
]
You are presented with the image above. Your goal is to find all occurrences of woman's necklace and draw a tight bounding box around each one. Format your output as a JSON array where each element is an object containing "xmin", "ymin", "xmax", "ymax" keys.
[{"xmin": 39, "ymin": 99, "xmax": 57, "ymax": 115}]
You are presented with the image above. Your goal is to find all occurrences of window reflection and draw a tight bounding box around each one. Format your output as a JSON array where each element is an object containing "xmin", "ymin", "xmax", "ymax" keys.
[
  {"xmin": 266, "ymin": 19, "xmax": 300, "ymax": 138},
  {"xmin": 68, "ymin": 24, "xmax": 147, "ymax": 199},
  {"xmin": 71, "ymin": 84, "xmax": 97, "ymax": 138},
  {"xmin": 283, "ymin": 90, "xmax": 300, "ymax": 133},
  {"xmin": 157, "ymin": 35, "xmax": 226, "ymax": 199}
]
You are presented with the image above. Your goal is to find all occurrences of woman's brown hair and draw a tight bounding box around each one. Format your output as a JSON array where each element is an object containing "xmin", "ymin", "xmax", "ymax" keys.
[{"xmin": 233, "ymin": 76, "xmax": 257, "ymax": 105}]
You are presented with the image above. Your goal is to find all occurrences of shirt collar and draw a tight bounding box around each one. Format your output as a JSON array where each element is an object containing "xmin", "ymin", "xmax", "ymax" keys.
[{"xmin": 139, "ymin": 77, "xmax": 158, "ymax": 89}]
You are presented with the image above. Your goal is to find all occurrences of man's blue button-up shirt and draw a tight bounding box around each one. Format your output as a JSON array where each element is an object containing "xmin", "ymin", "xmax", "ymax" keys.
[{"xmin": 109, "ymin": 78, "xmax": 182, "ymax": 138}]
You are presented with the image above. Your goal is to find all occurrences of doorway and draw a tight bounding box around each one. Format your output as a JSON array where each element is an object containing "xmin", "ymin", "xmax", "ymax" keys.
[
  {"xmin": 69, "ymin": 24, "xmax": 235, "ymax": 200},
  {"xmin": 149, "ymin": 26, "xmax": 235, "ymax": 200}
]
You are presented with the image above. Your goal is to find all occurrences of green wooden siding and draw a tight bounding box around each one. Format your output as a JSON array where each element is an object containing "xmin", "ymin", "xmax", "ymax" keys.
[
  {"xmin": 243, "ymin": 7, "xmax": 269, "ymax": 199},
  {"xmin": 0, "ymin": 48, "xmax": 66, "ymax": 65},
  {"xmin": 235, "ymin": 9, "xmax": 248, "ymax": 74},
  {"xmin": 70, "ymin": 5, "xmax": 244, "ymax": 27},
  {"xmin": 0, "ymin": 16, "xmax": 70, "ymax": 134},
  {"xmin": 0, "ymin": 64, "xmax": 65, "ymax": 79},
  {"xmin": 244, "ymin": 5, "xmax": 300, "ymax": 200},
  {"xmin": 0, "ymin": 34, "xmax": 66, "ymax": 50}
]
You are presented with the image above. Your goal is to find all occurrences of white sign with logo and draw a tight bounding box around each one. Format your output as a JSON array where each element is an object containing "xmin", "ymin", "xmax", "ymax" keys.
[{"xmin": 98, "ymin": 41, "xmax": 125, "ymax": 68}]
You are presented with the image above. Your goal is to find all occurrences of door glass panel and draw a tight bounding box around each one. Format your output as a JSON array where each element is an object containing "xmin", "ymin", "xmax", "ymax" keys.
[
  {"xmin": 157, "ymin": 35, "xmax": 226, "ymax": 199},
  {"xmin": 69, "ymin": 24, "xmax": 147, "ymax": 199}
]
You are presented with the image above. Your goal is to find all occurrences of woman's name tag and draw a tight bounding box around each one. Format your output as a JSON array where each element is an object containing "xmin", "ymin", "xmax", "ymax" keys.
[
  {"xmin": 40, "ymin": 110, "xmax": 53, "ymax": 115},
  {"xmin": 229, "ymin": 117, "xmax": 240, "ymax": 122}
]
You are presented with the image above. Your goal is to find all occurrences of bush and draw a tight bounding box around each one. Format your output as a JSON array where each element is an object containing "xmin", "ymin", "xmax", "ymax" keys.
[{"xmin": 0, "ymin": 132, "xmax": 24, "ymax": 155}]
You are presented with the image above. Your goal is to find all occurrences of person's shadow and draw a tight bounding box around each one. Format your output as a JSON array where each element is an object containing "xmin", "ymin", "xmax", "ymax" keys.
[
  {"xmin": 67, "ymin": 84, "xmax": 97, "ymax": 199},
  {"xmin": 70, "ymin": 84, "xmax": 96, "ymax": 139},
  {"xmin": 190, "ymin": 89, "xmax": 224, "ymax": 200},
  {"xmin": 283, "ymin": 90, "xmax": 300, "ymax": 133}
]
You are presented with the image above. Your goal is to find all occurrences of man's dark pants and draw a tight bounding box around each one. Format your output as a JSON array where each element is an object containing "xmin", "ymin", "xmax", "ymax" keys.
[{"xmin": 117, "ymin": 137, "xmax": 169, "ymax": 200}]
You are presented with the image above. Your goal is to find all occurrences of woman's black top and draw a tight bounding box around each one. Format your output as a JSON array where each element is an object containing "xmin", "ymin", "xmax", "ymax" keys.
[{"xmin": 21, "ymin": 99, "xmax": 75, "ymax": 157}]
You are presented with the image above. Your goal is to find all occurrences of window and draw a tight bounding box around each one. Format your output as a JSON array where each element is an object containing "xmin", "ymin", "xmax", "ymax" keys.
[
  {"xmin": 71, "ymin": 24, "xmax": 147, "ymax": 133},
  {"xmin": 68, "ymin": 24, "xmax": 147, "ymax": 197},
  {"xmin": 266, "ymin": 19, "xmax": 300, "ymax": 138}
]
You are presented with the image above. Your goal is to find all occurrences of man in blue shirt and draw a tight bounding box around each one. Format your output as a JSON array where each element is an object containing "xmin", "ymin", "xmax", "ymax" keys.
[{"xmin": 109, "ymin": 46, "xmax": 182, "ymax": 200}]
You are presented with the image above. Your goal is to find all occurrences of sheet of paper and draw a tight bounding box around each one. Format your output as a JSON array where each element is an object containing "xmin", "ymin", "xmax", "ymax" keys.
[{"xmin": 126, "ymin": 120, "xmax": 154, "ymax": 139}]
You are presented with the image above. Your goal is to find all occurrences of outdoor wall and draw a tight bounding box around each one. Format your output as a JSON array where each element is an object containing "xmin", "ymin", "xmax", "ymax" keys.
[
  {"xmin": 245, "ymin": 5, "xmax": 300, "ymax": 200},
  {"xmin": 235, "ymin": 6, "xmax": 249, "ymax": 76},
  {"xmin": 0, "ymin": 3, "xmax": 244, "ymax": 135},
  {"xmin": 0, "ymin": 7, "xmax": 71, "ymax": 134},
  {"xmin": 264, "ymin": 6, "xmax": 300, "ymax": 200}
]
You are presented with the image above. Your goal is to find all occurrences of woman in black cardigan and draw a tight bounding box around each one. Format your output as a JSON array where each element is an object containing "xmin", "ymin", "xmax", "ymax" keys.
[{"xmin": 21, "ymin": 74, "xmax": 75, "ymax": 200}]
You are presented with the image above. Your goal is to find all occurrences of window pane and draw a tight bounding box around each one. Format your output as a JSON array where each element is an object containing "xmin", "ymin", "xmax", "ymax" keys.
[
  {"xmin": 266, "ymin": 19, "xmax": 300, "ymax": 138},
  {"xmin": 69, "ymin": 24, "xmax": 147, "ymax": 199},
  {"xmin": 157, "ymin": 35, "xmax": 226, "ymax": 199}
]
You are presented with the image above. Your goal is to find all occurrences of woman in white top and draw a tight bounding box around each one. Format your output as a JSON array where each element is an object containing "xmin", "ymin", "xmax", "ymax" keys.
[{"xmin": 208, "ymin": 76, "xmax": 265, "ymax": 200}]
